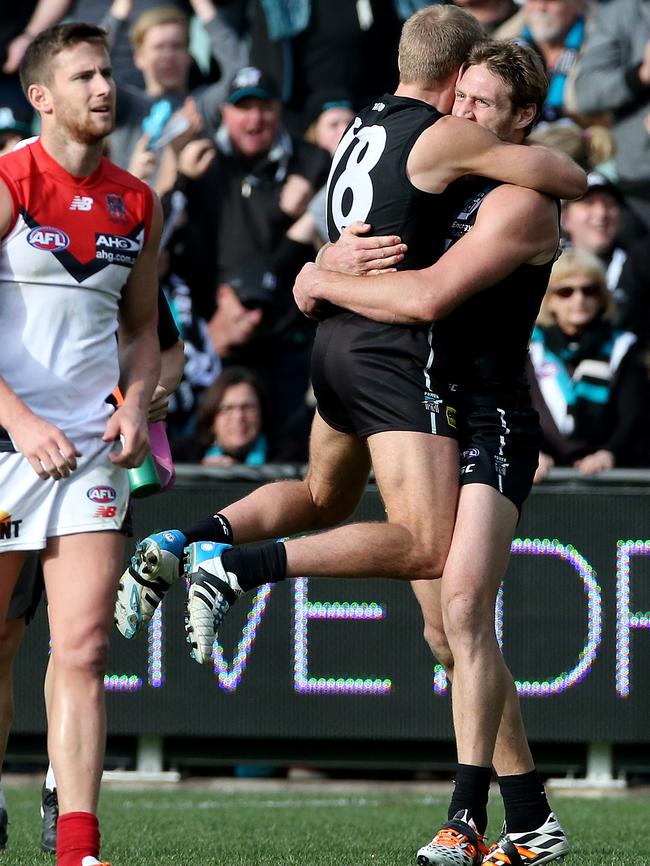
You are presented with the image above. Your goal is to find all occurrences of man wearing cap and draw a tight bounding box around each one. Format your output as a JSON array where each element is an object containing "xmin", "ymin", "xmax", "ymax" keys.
[
  {"xmin": 176, "ymin": 65, "xmax": 329, "ymax": 320},
  {"xmin": 562, "ymin": 172, "xmax": 630, "ymax": 304}
]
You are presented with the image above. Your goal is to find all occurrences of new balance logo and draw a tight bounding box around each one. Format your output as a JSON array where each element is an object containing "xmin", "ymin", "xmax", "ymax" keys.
[{"xmin": 70, "ymin": 195, "xmax": 93, "ymax": 211}]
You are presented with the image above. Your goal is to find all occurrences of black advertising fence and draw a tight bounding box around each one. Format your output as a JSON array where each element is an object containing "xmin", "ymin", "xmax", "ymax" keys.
[{"xmin": 12, "ymin": 468, "xmax": 650, "ymax": 749}]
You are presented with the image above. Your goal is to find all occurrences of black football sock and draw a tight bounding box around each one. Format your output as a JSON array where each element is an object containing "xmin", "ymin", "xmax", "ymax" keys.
[
  {"xmin": 498, "ymin": 770, "xmax": 552, "ymax": 833},
  {"xmin": 221, "ymin": 541, "xmax": 287, "ymax": 592},
  {"xmin": 447, "ymin": 763, "xmax": 492, "ymax": 836},
  {"xmin": 183, "ymin": 513, "xmax": 234, "ymax": 545}
]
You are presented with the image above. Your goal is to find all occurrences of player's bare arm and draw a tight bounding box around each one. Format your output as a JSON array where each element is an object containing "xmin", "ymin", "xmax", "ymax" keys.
[
  {"xmin": 0, "ymin": 178, "xmax": 81, "ymax": 480},
  {"xmin": 106, "ymin": 194, "xmax": 163, "ymax": 468},
  {"xmin": 294, "ymin": 187, "xmax": 558, "ymax": 324},
  {"xmin": 408, "ymin": 115, "xmax": 587, "ymax": 200}
]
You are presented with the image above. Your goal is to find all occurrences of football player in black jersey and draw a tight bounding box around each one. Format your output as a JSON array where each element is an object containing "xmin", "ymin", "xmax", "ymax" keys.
[
  {"xmin": 116, "ymin": 13, "xmax": 583, "ymax": 864},
  {"xmin": 294, "ymin": 39, "xmax": 570, "ymax": 866}
]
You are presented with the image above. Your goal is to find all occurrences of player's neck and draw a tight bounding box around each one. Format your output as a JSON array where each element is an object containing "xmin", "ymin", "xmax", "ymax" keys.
[
  {"xmin": 39, "ymin": 129, "xmax": 104, "ymax": 178},
  {"xmin": 395, "ymin": 82, "xmax": 453, "ymax": 113}
]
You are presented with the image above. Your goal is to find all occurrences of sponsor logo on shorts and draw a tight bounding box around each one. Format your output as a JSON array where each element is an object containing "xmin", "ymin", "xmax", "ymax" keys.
[
  {"xmin": 494, "ymin": 455, "xmax": 509, "ymax": 476},
  {"xmin": 27, "ymin": 226, "xmax": 70, "ymax": 252},
  {"xmin": 446, "ymin": 406, "xmax": 457, "ymax": 429},
  {"xmin": 422, "ymin": 391, "xmax": 442, "ymax": 414},
  {"xmin": 460, "ymin": 464, "xmax": 475, "ymax": 475},
  {"xmin": 462, "ymin": 448, "xmax": 480, "ymax": 460},
  {"xmin": 95, "ymin": 505, "xmax": 118, "ymax": 519},
  {"xmin": 0, "ymin": 510, "xmax": 22, "ymax": 539},
  {"xmin": 87, "ymin": 486, "xmax": 117, "ymax": 503}
]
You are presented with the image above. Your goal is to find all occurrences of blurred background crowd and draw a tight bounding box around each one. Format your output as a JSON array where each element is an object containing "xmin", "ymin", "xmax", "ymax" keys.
[{"xmin": 3, "ymin": 0, "xmax": 650, "ymax": 477}]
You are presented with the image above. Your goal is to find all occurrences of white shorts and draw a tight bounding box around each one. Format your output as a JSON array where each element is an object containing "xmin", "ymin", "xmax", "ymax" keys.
[{"xmin": 0, "ymin": 439, "xmax": 129, "ymax": 552}]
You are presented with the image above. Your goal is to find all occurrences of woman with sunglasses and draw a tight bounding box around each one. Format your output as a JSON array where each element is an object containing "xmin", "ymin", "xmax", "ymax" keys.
[{"xmin": 528, "ymin": 247, "xmax": 648, "ymax": 482}]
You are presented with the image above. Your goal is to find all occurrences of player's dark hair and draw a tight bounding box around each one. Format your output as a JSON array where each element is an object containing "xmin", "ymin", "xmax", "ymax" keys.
[
  {"xmin": 466, "ymin": 39, "xmax": 548, "ymax": 136},
  {"xmin": 19, "ymin": 22, "xmax": 108, "ymax": 97}
]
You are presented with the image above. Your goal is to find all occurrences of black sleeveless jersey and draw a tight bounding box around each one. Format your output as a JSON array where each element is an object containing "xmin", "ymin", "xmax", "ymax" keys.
[
  {"xmin": 435, "ymin": 177, "xmax": 557, "ymax": 403},
  {"xmin": 326, "ymin": 94, "xmax": 449, "ymax": 271}
]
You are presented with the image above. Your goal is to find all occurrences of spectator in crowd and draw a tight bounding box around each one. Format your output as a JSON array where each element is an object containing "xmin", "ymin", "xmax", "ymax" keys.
[
  {"xmin": 203, "ymin": 258, "xmax": 313, "ymax": 456},
  {"xmin": 303, "ymin": 91, "xmax": 355, "ymax": 156},
  {"xmin": 172, "ymin": 367, "xmax": 270, "ymax": 465},
  {"xmin": 496, "ymin": 0, "xmax": 590, "ymax": 122},
  {"xmin": 287, "ymin": 90, "xmax": 356, "ymax": 249},
  {"xmin": 216, "ymin": 0, "xmax": 420, "ymax": 135},
  {"xmin": 572, "ymin": 0, "xmax": 650, "ymax": 232},
  {"xmin": 174, "ymin": 65, "xmax": 329, "ymax": 319},
  {"xmin": 454, "ymin": 0, "xmax": 519, "ymax": 34},
  {"xmin": 7, "ymin": 0, "xmax": 225, "ymax": 91},
  {"xmin": 0, "ymin": 107, "xmax": 32, "ymax": 155},
  {"xmin": 528, "ymin": 118, "xmax": 615, "ymax": 173},
  {"xmin": 207, "ymin": 262, "xmax": 281, "ymax": 363},
  {"xmin": 560, "ymin": 171, "xmax": 650, "ymax": 336},
  {"xmin": 0, "ymin": 1, "xmax": 58, "ymax": 115},
  {"xmin": 561, "ymin": 172, "xmax": 629, "ymax": 295},
  {"xmin": 108, "ymin": 1, "xmax": 245, "ymax": 170},
  {"xmin": 528, "ymin": 248, "xmax": 648, "ymax": 481}
]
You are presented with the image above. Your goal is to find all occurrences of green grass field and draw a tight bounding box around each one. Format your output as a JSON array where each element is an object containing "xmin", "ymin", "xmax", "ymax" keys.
[{"xmin": 2, "ymin": 784, "xmax": 649, "ymax": 866}]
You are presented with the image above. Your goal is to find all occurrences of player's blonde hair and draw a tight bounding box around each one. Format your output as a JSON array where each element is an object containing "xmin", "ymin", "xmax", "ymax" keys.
[
  {"xmin": 398, "ymin": 5, "xmax": 484, "ymax": 87},
  {"xmin": 130, "ymin": 4, "xmax": 189, "ymax": 51}
]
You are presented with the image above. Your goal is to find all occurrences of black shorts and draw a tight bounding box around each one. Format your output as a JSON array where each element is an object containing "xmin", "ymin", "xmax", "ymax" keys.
[
  {"xmin": 457, "ymin": 400, "xmax": 541, "ymax": 514},
  {"xmin": 6, "ymin": 502, "xmax": 134, "ymax": 623},
  {"xmin": 311, "ymin": 313, "xmax": 458, "ymax": 439},
  {"xmin": 8, "ymin": 554, "xmax": 44, "ymax": 623}
]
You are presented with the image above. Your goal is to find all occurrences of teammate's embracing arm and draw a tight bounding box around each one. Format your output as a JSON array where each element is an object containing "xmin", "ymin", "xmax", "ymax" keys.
[
  {"xmin": 409, "ymin": 115, "xmax": 587, "ymax": 200},
  {"xmin": 105, "ymin": 194, "xmax": 163, "ymax": 469},
  {"xmin": 294, "ymin": 185, "xmax": 558, "ymax": 324},
  {"xmin": 0, "ymin": 179, "xmax": 81, "ymax": 481}
]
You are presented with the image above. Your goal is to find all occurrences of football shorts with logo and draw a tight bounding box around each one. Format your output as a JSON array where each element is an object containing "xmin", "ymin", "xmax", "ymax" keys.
[
  {"xmin": 457, "ymin": 401, "xmax": 541, "ymax": 514},
  {"xmin": 0, "ymin": 439, "xmax": 129, "ymax": 552},
  {"xmin": 311, "ymin": 311, "xmax": 458, "ymax": 439}
]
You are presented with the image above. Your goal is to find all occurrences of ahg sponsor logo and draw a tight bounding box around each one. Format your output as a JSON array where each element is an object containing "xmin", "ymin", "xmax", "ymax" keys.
[{"xmin": 95, "ymin": 233, "xmax": 140, "ymax": 266}]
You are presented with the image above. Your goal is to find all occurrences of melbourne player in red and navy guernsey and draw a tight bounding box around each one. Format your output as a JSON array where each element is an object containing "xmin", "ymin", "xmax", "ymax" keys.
[
  {"xmin": 0, "ymin": 138, "xmax": 154, "ymax": 460},
  {"xmin": 0, "ymin": 22, "xmax": 161, "ymax": 866}
]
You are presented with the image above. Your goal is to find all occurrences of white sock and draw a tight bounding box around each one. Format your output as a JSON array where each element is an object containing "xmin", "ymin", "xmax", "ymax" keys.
[
  {"xmin": 0, "ymin": 781, "xmax": 6, "ymax": 810},
  {"xmin": 45, "ymin": 763, "xmax": 57, "ymax": 792}
]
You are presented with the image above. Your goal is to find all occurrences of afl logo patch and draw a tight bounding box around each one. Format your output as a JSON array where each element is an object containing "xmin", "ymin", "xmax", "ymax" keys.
[
  {"xmin": 27, "ymin": 226, "xmax": 70, "ymax": 252},
  {"xmin": 87, "ymin": 486, "xmax": 117, "ymax": 503}
]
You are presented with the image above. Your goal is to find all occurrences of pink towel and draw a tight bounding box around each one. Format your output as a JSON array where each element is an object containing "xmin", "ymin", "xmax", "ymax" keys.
[{"xmin": 149, "ymin": 421, "xmax": 176, "ymax": 493}]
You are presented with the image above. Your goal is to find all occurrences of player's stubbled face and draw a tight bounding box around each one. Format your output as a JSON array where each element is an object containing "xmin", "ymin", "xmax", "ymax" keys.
[
  {"xmin": 49, "ymin": 42, "xmax": 116, "ymax": 144},
  {"xmin": 452, "ymin": 64, "xmax": 517, "ymax": 142}
]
